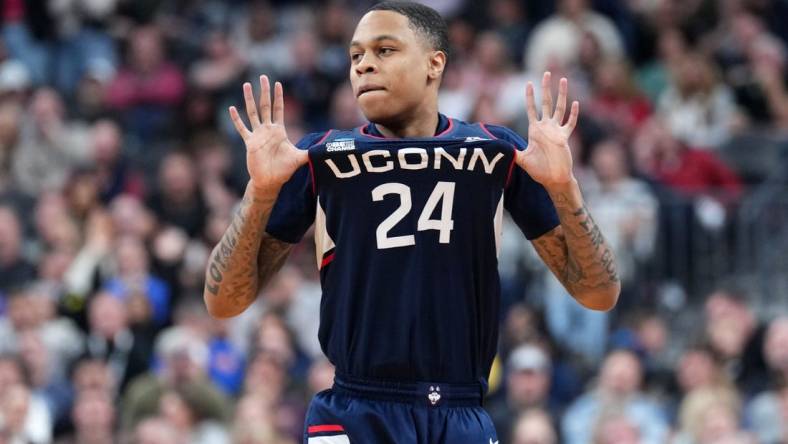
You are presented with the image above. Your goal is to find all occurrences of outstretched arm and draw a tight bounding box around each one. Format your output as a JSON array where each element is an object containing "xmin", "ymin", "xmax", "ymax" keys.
[
  {"xmin": 204, "ymin": 76, "xmax": 308, "ymax": 318},
  {"xmin": 520, "ymin": 73, "xmax": 620, "ymax": 311}
]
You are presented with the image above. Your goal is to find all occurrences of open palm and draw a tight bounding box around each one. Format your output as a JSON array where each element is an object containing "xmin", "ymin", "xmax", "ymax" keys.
[
  {"xmin": 229, "ymin": 75, "xmax": 308, "ymax": 192},
  {"xmin": 517, "ymin": 72, "xmax": 580, "ymax": 188}
]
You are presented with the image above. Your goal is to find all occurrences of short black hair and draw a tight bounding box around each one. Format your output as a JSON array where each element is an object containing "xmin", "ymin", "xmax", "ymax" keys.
[{"xmin": 367, "ymin": 1, "xmax": 449, "ymax": 58}]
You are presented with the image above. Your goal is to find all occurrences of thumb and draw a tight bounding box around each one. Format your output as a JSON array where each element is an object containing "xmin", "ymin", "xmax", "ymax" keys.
[
  {"xmin": 295, "ymin": 147, "xmax": 310, "ymax": 166},
  {"xmin": 515, "ymin": 148, "xmax": 529, "ymax": 170}
]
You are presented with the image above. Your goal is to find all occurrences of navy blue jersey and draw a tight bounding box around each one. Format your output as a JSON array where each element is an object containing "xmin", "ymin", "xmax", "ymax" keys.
[{"xmin": 267, "ymin": 114, "xmax": 558, "ymax": 386}]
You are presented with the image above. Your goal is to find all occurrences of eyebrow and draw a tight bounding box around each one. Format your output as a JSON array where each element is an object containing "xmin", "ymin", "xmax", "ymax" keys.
[{"xmin": 349, "ymin": 35, "xmax": 403, "ymax": 47}]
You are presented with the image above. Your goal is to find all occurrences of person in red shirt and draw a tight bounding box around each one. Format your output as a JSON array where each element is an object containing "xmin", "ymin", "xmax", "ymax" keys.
[{"xmin": 634, "ymin": 117, "xmax": 742, "ymax": 205}]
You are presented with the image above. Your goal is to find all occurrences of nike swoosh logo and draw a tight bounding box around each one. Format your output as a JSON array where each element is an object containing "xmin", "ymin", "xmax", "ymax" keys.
[{"xmin": 489, "ymin": 439, "xmax": 498, "ymax": 444}]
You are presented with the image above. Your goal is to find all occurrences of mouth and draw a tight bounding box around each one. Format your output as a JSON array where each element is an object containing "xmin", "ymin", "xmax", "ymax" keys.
[{"xmin": 357, "ymin": 85, "xmax": 386, "ymax": 97}]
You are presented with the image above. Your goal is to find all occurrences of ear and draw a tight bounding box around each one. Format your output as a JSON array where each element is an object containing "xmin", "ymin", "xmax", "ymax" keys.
[{"xmin": 427, "ymin": 50, "xmax": 447, "ymax": 81}]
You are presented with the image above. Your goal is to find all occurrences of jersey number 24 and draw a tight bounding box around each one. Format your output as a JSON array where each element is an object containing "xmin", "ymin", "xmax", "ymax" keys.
[{"xmin": 371, "ymin": 181, "xmax": 455, "ymax": 249}]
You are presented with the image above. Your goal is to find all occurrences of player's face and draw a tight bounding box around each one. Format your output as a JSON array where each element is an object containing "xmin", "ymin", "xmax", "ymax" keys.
[{"xmin": 349, "ymin": 11, "xmax": 439, "ymax": 124}]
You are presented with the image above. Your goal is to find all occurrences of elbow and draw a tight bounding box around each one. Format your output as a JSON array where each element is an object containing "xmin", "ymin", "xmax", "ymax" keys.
[
  {"xmin": 203, "ymin": 291, "xmax": 242, "ymax": 319},
  {"xmin": 575, "ymin": 283, "xmax": 621, "ymax": 312}
]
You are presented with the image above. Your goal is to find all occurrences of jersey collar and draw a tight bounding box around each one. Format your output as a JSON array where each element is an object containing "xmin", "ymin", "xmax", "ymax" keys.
[{"xmin": 362, "ymin": 113, "xmax": 452, "ymax": 139}]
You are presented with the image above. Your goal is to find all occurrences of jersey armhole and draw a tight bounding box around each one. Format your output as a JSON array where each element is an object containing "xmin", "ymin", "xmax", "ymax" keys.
[
  {"xmin": 307, "ymin": 130, "xmax": 333, "ymax": 195},
  {"xmin": 479, "ymin": 123, "xmax": 519, "ymax": 189}
]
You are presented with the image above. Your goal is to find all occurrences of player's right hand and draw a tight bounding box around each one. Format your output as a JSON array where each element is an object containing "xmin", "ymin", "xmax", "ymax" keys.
[{"xmin": 229, "ymin": 75, "xmax": 308, "ymax": 193}]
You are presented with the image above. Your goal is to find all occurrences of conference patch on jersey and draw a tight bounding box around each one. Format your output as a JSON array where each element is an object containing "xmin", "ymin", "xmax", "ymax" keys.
[{"xmin": 326, "ymin": 138, "xmax": 356, "ymax": 152}]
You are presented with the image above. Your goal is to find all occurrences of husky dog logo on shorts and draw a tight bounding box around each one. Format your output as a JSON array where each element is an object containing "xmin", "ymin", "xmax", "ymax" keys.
[
  {"xmin": 428, "ymin": 386, "xmax": 441, "ymax": 405},
  {"xmin": 307, "ymin": 425, "xmax": 350, "ymax": 443}
]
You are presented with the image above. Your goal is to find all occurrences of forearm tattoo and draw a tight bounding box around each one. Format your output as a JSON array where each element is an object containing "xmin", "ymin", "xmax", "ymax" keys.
[
  {"xmin": 205, "ymin": 191, "xmax": 291, "ymax": 312},
  {"xmin": 532, "ymin": 191, "xmax": 619, "ymax": 296}
]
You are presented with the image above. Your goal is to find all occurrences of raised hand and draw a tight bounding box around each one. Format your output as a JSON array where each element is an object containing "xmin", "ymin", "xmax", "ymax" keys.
[
  {"xmin": 517, "ymin": 72, "xmax": 580, "ymax": 189},
  {"xmin": 229, "ymin": 75, "xmax": 308, "ymax": 192}
]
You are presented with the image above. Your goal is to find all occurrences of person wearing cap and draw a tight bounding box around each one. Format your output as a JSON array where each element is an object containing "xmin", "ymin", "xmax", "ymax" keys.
[{"xmin": 487, "ymin": 343, "xmax": 558, "ymax": 444}]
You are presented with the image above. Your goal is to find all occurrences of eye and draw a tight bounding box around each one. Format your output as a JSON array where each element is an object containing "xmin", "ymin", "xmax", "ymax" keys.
[
  {"xmin": 350, "ymin": 53, "xmax": 363, "ymax": 63},
  {"xmin": 379, "ymin": 47, "xmax": 395, "ymax": 56}
]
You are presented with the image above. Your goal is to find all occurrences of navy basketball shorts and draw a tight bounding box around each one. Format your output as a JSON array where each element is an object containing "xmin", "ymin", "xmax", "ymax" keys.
[{"xmin": 303, "ymin": 374, "xmax": 499, "ymax": 444}]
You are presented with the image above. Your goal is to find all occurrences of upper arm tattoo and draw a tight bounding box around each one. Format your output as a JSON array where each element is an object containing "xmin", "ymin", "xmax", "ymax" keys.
[
  {"xmin": 531, "ymin": 225, "xmax": 571, "ymax": 283},
  {"xmin": 257, "ymin": 232, "xmax": 293, "ymax": 287}
]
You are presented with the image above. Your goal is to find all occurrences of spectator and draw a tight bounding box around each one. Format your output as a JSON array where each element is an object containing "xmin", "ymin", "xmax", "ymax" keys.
[
  {"xmin": 17, "ymin": 327, "xmax": 72, "ymax": 425},
  {"xmin": 103, "ymin": 235, "xmax": 171, "ymax": 327},
  {"xmin": 746, "ymin": 317, "xmax": 788, "ymax": 443},
  {"xmin": 106, "ymin": 25, "xmax": 185, "ymax": 142},
  {"xmin": 83, "ymin": 292, "xmax": 153, "ymax": 391},
  {"xmin": 488, "ymin": 343, "xmax": 557, "ymax": 444},
  {"xmin": 703, "ymin": 289, "xmax": 768, "ymax": 396},
  {"xmin": 0, "ymin": 284, "xmax": 82, "ymax": 366},
  {"xmin": 0, "ymin": 205, "xmax": 35, "ymax": 293},
  {"xmin": 562, "ymin": 349, "xmax": 669, "ymax": 444},
  {"xmin": 0, "ymin": 382, "xmax": 52, "ymax": 444},
  {"xmin": 232, "ymin": 393, "xmax": 296, "ymax": 444},
  {"xmin": 89, "ymin": 119, "xmax": 144, "ymax": 203},
  {"xmin": 146, "ymin": 151, "xmax": 208, "ymax": 238},
  {"xmin": 715, "ymin": 11, "xmax": 788, "ymax": 128},
  {"xmin": 673, "ymin": 386, "xmax": 756, "ymax": 444},
  {"xmin": 316, "ymin": 3, "xmax": 353, "ymax": 82},
  {"xmin": 55, "ymin": 389, "xmax": 116, "ymax": 444},
  {"xmin": 306, "ymin": 358, "xmax": 334, "ymax": 398},
  {"xmin": 510, "ymin": 408, "xmax": 557, "ymax": 444},
  {"xmin": 592, "ymin": 412, "xmax": 643, "ymax": 444},
  {"xmin": 584, "ymin": 138, "xmax": 658, "ymax": 293},
  {"xmin": 525, "ymin": 0, "xmax": 624, "ymax": 74},
  {"xmin": 46, "ymin": 0, "xmax": 118, "ymax": 95},
  {"xmin": 121, "ymin": 326, "xmax": 230, "ymax": 432},
  {"xmin": 231, "ymin": 2, "xmax": 293, "ymax": 82},
  {"xmin": 158, "ymin": 387, "xmax": 230, "ymax": 444},
  {"xmin": 131, "ymin": 417, "xmax": 182, "ymax": 444},
  {"xmin": 281, "ymin": 30, "xmax": 338, "ymax": 130},
  {"xmin": 242, "ymin": 350, "xmax": 305, "ymax": 442},
  {"xmin": 189, "ymin": 31, "xmax": 247, "ymax": 96},
  {"xmin": 70, "ymin": 358, "xmax": 116, "ymax": 397},
  {"xmin": 657, "ymin": 52, "xmax": 737, "ymax": 149},
  {"xmin": 10, "ymin": 88, "xmax": 91, "ymax": 197},
  {"xmin": 633, "ymin": 117, "xmax": 742, "ymax": 203},
  {"xmin": 587, "ymin": 58, "xmax": 652, "ymax": 138}
]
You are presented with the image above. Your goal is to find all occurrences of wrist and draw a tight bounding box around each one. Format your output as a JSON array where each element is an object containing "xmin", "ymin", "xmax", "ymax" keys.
[
  {"xmin": 246, "ymin": 180, "xmax": 281, "ymax": 202},
  {"xmin": 546, "ymin": 177, "xmax": 584, "ymax": 210},
  {"xmin": 544, "ymin": 176, "xmax": 579, "ymax": 195}
]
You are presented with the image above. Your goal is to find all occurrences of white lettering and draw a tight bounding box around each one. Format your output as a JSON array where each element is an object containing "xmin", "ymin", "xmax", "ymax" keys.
[
  {"xmin": 325, "ymin": 155, "xmax": 361, "ymax": 178},
  {"xmin": 434, "ymin": 147, "xmax": 466, "ymax": 170},
  {"xmin": 398, "ymin": 148, "xmax": 428, "ymax": 170},
  {"xmin": 362, "ymin": 150, "xmax": 394, "ymax": 173},
  {"xmin": 326, "ymin": 147, "xmax": 505, "ymax": 178},
  {"xmin": 467, "ymin": 149, "xmax": 504, "ymax": 174}
]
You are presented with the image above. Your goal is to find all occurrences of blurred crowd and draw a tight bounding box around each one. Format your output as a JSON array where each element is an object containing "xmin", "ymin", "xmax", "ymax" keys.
[{"xmin": 1, "ymin": 0, "xmax": 788, "ymax": 443}]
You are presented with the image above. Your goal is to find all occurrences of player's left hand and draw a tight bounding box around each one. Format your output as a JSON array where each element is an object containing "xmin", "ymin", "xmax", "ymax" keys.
[{"xmin": 517, "ymin": 72, "xmax": 579, "ymax": 190}]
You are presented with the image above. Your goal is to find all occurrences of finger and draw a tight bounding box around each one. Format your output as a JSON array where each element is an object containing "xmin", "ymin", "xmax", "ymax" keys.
[
  {"xmin": 243, "ymin": 82, "xmax": 260, "ymax": 129},
  {"xmin": 228, "ymin": 106, "xmax": 251, "ymax": 139},
  {"xmin": 273, "ymin": 81, "xmax": 284, "ymax": 125},
  {"xmin": 259, "ymin": 75, "xmax": 272, "ymax": 125},
  {"xmin": 525, "ymin": 82, "xmax": 538, "ymax": 122},
  {"xmin": 541, "ymin": 71, "xmax": 553, "ymax": 120},
  {"xmin": 553, "ymin": 77, "xmax": 568, "ymax": 122},
  {"xmin": 564, "ymin": 101, "xmax": 580, "ymax": 133}
]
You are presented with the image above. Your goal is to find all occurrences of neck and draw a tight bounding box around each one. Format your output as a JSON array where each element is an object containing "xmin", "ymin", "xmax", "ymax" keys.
[{"xmin": 373, "ymin": 101, "xmax": 440, "ymax": 138}]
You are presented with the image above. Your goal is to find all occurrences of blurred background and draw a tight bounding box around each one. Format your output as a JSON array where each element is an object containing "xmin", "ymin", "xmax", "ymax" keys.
[{"xmin": 0, "ymin": 0, "xmax": 787, "ymax": 443}]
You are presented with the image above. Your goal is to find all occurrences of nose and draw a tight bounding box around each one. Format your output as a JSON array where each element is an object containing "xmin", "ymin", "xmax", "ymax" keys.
[{"xmin": 354, "ymin": 53, "xmax": 377, "ymax": 76}]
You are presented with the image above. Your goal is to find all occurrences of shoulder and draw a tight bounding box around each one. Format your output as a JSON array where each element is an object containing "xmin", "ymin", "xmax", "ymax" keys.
[
  {"xmin": 476, "ymin": 123, "xmax": 528, "ymax": 149},
  {"xmin": 294, "ymin": 131, "xmax": 335, "ymax": 150}
]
